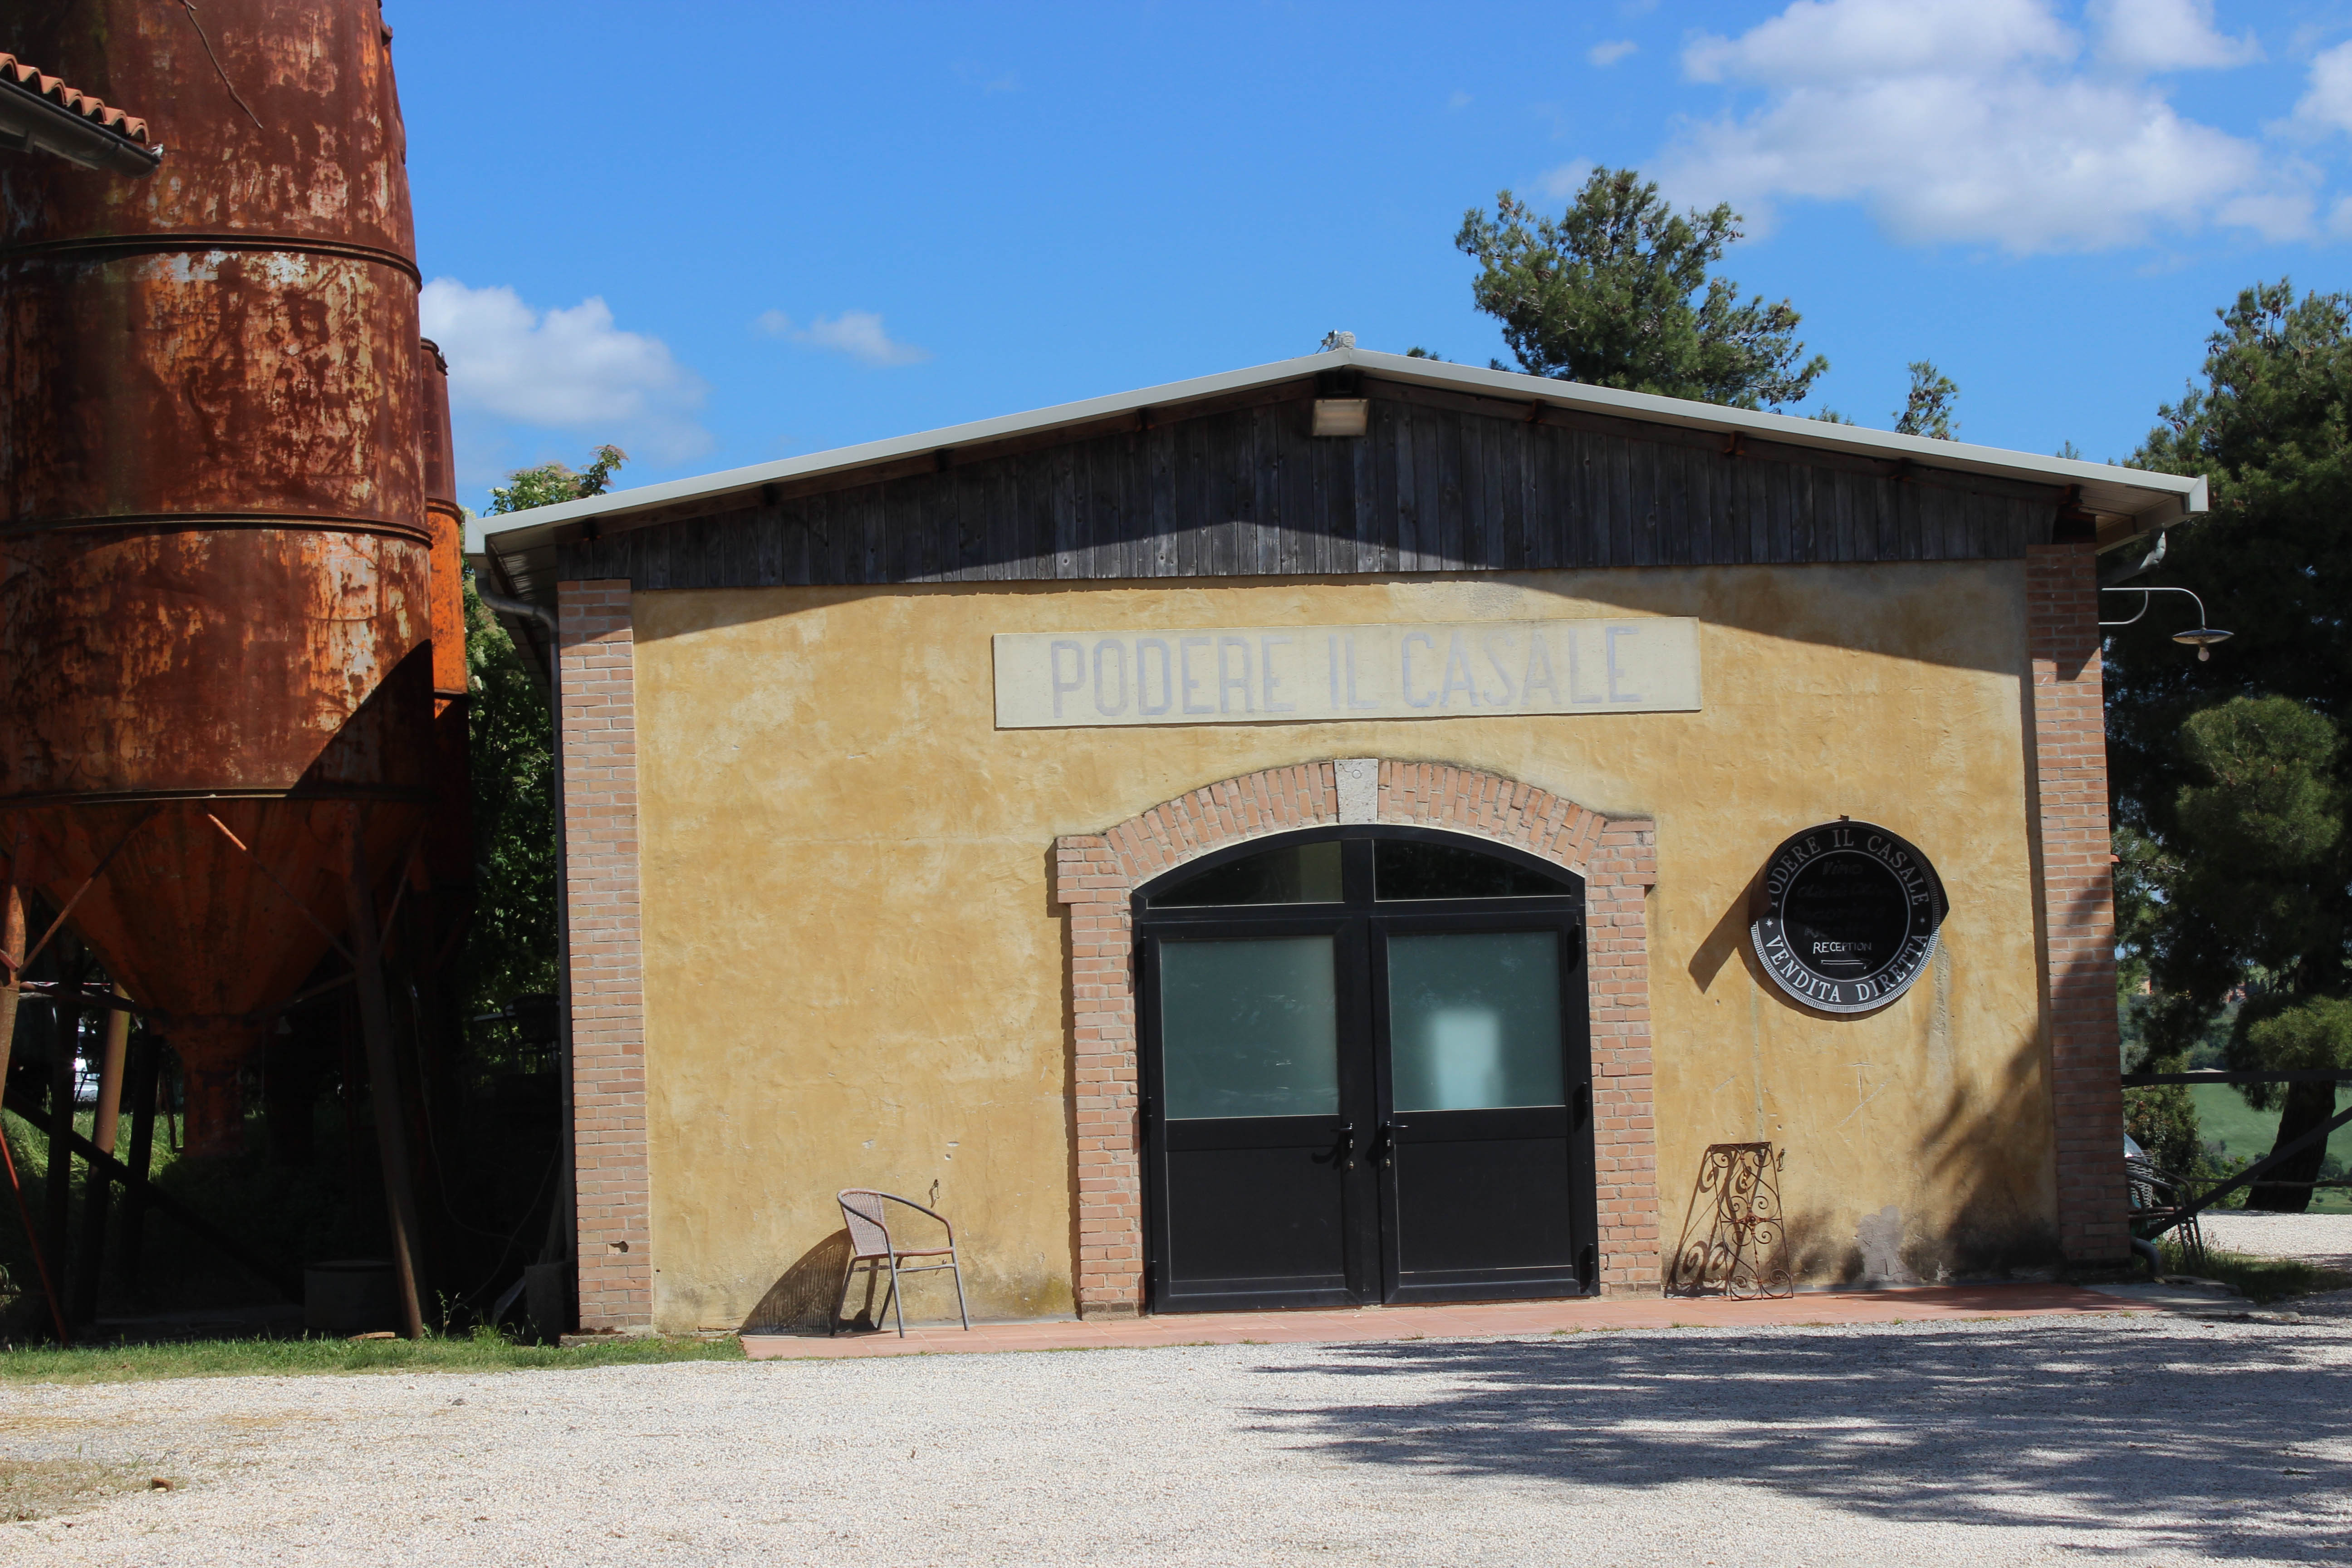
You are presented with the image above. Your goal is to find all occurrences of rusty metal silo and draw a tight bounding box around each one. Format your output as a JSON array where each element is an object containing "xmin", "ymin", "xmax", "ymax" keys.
[
  {"xmin": 421, "ymin": 337, "xmax": 474, "ymax": 915},
  {"xmin": 0, "ymin": 0, "xmax": 436, "ymax": 1161}
]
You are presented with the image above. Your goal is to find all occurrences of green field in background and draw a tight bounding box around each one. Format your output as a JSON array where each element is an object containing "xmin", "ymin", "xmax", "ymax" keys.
[{"xmin": 2189, "ymin": 1084, "xmax": 2352, "ymax": 1214}]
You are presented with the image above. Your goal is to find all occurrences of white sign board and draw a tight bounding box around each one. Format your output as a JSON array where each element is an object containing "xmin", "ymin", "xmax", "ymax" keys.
[{"xmin": 993, "ymin": 618, "xmax": 1701, "ymax": 729}]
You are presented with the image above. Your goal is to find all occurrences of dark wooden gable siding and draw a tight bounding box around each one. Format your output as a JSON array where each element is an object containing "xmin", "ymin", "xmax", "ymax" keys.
[{"xmin": 559, "ymin": 379, "xmax": 2061, "ymax": 589}]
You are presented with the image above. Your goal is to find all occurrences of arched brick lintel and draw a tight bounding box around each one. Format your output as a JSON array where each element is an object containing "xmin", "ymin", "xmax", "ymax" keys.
[{"xmin": 1050, "ymin": 759, "xmax": 1662, "ymax": 1317}]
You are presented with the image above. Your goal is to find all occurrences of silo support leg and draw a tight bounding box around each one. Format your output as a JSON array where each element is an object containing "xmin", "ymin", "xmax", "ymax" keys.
[
  {"xmin": 44, "ymin": 945, "xmax": 89, "ymax": 1294},
  {"xmin": 69, "ymin": 991, "xmax": 130, "ymax": 1324},
  {"xmin": 0, "ymin": 877, "xmax": 24, "ymax": 1098},
  {"xmin": 345, "ymin": 821, "xmax": 428, "ymax": 1341}
]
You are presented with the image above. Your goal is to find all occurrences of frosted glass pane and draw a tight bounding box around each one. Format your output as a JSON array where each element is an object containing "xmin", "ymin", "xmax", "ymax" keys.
[
  {"xmin": 1161, "ymin": 937, "xmax": 1339, "ymax": 1119},
  {"xmin": 1387, "ymin": 932, "xmax": 1564, "ymax": 1111}
]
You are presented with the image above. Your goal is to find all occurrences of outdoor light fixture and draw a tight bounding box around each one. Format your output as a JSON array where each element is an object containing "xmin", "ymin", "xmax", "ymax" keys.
[
  {"xmin": 1312, "ymin": 398, "xmax": 1369, "ymax": 437},
  {"xmin": 2098, "ymin": 585, "xmax": 2234, "ymax": 661}
]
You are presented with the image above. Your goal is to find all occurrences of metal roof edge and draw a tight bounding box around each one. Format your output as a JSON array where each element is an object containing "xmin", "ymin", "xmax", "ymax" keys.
[{"xmin": 480, "ymin": 348, "xmax": 2208, "ymax": 565}]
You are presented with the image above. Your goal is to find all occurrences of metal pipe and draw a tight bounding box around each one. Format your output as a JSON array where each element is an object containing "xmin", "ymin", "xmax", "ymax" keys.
[
  {"xmin": 473, "ymin": 590, "xmax": 554, "ymax": 633},
  {"xmin": 473, "ymin": 583, "xmax": 578, "ymax": 1300},
  {"xmin": 2097, "ymin": 583, "xmax": 2214, "ymax": 629}
]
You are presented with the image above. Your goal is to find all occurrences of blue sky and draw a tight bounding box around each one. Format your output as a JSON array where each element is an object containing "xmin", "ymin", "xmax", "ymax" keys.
[{"xmin": 396, "ymin": 0, "xmax": 2352, "ymax": 509}]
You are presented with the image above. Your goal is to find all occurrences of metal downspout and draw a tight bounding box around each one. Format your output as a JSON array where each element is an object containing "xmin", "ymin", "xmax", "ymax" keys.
[{"xmin": 473, "ymin": 585, "xmax": 577, "ymax": 1313}]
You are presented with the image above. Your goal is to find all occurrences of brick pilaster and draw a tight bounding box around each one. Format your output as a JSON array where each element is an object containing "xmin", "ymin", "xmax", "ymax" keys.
[
  {"xmin": 558, "ymin": 580, "xmax": 654, "ymax": 1329},
  {"xmin": 2027, "ymin": 544, "xmax": 2128, "ymax": 1264},
  {"xmin": 1051, "ymin": 760, "xmax": 1661, "ymax": 1312}
]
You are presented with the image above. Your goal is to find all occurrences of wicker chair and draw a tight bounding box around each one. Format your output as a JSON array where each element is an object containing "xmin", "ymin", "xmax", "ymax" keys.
[
  {"xmin": 2125, "ymin": 1154, "xmax": 2209, "ymax": 1273},
  {"xmin": 834, "ymin": 1189, "xmax": 971, "ymax": 1337}
]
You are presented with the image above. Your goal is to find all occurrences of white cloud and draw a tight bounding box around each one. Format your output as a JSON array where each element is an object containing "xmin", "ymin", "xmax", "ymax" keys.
[
  {"xmin": 1684, "ymin": 0, "xmax": 2072, "ymax": 86},
  {"xmin": 1448, "ymin": 90, "xmax": 1475, "ymax": 109},
  {"xmin": 2296, "ymin": 40, "xmax": 2352, "ymax": 136},
  {"xmin": 1664, "ymin": 0, "xmax": 2306, "ymax": 254},
  {"xmin": 2091, "ymin": 0, "xmax": 2258, "ymax": 72},
  {"xmin": 755, "ymin": 309, "xmax": 931, "ymax": 368},
  {"xmin": 1536, "ymin": 159, "xmax": 1597, "ymax": 199},
  {"xmin": 1588, "ymin": 40, "xmax": 1638, "ymax": 67},
  {"xmin": 420, "ymin": 279, "xmax": 710, "ymax": 461}
]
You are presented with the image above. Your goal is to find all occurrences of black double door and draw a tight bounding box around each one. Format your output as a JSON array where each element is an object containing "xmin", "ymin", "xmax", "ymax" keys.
[{"xmin": 1137, "ymin": 829, "xmax": 1596, "ymax": 1313}]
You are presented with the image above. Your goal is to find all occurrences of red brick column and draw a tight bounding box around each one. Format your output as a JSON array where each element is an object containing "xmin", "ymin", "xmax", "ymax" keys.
[
  {"xmin": 1052, "ymin": 760, "xmax": 1660, "ymax": 1314},
  {"xmin": 2027, "ymin": 544, "xmax": 2128, "ymax": 1264},
  {"xmin": 558, "ymin": 580, "xmax": 654, "ymax": 1329}
]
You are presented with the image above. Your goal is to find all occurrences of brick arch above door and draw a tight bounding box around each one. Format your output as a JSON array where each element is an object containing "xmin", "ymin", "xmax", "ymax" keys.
[{"xmin": 1049, "ymin": 759, "xmax": 1662, "ymax": 1316}]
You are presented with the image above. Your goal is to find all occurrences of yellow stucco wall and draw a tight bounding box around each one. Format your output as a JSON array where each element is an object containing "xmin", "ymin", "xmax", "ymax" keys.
[{"xmin": 628, "ymin": 563, "xmax": 2056, "ymax": 1332}]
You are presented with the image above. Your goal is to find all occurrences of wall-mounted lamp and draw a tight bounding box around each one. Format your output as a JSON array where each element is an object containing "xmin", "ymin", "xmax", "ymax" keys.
[
  {"xmin": 2098, "ymin": 585, "xmax": 2234, "ymax": 661},
  {"xmin": 1312, "ymin": 398, "xmax": 1369, "ymax": 437}
]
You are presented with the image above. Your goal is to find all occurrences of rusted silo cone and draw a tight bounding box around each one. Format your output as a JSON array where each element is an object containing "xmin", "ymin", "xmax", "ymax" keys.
[
  {"xmin": 0, "ymin": 0, "xmax": 434, "ymax": 1168},
  {"xmin": 172, "ymin": 1022, "xmax": 270, "ymax": 1162}
]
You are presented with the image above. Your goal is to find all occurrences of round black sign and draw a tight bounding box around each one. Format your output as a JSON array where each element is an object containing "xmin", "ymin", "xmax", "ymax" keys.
[{"xmin": 1749, "ymin": 822, "xmax": 1946, "ymax": 1014}]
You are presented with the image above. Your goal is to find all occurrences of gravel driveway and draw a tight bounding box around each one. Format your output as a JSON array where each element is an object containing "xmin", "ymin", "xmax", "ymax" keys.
[
  {"xmin": 4, "ymin": 1312, "xmax": 2349, "ymax": 1566},
  {"xmin": 2203, "ymin": 1212, "xmax": 2352, "ymax": 1273}
]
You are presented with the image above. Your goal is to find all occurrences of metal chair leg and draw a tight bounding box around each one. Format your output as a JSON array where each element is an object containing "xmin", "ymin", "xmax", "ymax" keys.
[
  {"xmin": 885, "ymin": 1252, "xmax": 906, "ymax": 1337},
  {"xmin": 830, "ymin": 1251, "xmax": 861, "ymax": 1336},
  {"xmin": 949, "ymin": 1250, "xmax": 970, "ymax": 1330}
]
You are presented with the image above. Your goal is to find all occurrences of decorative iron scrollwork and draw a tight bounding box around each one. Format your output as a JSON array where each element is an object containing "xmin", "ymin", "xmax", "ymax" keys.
[{"xmin": 1667, "ymin": 1142, "xmax": 1793, "ymax": 1298}]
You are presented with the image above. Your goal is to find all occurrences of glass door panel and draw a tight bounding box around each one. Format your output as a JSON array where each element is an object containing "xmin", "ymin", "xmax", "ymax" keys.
[
  {"xmin": 1160, "ymin": 936, "xmax": 1339, "ymax": 1118},
  {"xmin": 1387, "ymin": 931, "xmax": 1564, "ymax": 1111},
  {"xmin": 1139, "ymin": 829, "xmax": 1595, "ymax": 1313},
  {"xmin": 1377, "ymin": 925, "xmax": 1584, "ymax": 1303}
]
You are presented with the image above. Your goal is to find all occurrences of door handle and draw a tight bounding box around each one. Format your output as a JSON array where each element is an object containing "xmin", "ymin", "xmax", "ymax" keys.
[
  {"xmin": 1371, "ymin": 1120, "xmax": 1409, "ymax": 1167},
  {"xmin": 1322, "ymin": 1121, "xmax": 1356, "ymax": 1170}
]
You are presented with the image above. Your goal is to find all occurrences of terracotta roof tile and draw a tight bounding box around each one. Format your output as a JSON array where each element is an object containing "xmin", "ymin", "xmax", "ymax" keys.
[{"xmin": 0, "ymin": 53, "xmax": 151, "ymax": 145}]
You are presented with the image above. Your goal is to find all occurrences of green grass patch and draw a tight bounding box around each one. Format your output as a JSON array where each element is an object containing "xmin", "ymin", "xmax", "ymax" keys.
[
  {"xmin": 0, "ymin": 1458, "xmax": 165, "ymax": 1522},
  {"xmin": 2187, "ymin": 1086, "xmax": 2352, "ymax": 1214},
  {"xmin": 2162, "ymin": 1240, "xmax": 2352, "ymax": 1304},
  {"xmin": 0, "ymin": 1328, "xmax": 743, "ymax": 1385}
]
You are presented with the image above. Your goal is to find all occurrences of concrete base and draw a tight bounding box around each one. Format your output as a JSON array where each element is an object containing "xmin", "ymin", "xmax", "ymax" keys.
[{"xmin": 745, "ymin": 1283, "xmax": 2146, "ymax": 1361}]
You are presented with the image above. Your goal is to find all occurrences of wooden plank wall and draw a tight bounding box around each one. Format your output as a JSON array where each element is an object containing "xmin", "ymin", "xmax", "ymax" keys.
[{"xmin": 559, "ymin": 383, "xmax": 2059, "ymax": 590}]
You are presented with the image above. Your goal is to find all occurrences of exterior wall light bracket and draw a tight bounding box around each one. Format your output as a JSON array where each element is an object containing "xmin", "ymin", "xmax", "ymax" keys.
[{"xmin": 2098, "ymin": 585, "xmax": 2233, "ymax": 661}]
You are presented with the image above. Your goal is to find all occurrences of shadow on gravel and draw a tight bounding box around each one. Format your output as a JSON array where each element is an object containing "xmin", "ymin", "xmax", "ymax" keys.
[{"xmin": 1264, "ymin": 1323, "xmax": 2352, "ymax": 1559}]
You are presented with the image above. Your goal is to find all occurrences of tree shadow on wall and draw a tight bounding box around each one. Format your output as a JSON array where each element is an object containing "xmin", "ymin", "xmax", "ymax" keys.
[
  {"xmin": 1758, "ymin": 1033, "xmax": 2065, "ymax": 1285},
  {"xmin": 1248, "ymin": 1322, "xmax": 2352, "ymax": 1559},
  {"xmin": 740, "ymin": 1229, "xmax": 853, "ymax": 1335},
  {"xmin": 1685, "ymin": 879, "xmax": 2063, "ymax": 1285}
]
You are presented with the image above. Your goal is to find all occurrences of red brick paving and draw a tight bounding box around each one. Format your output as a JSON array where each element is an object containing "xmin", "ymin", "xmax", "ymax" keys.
[{"xmin": 741, "ymin": 1283, "xmax": 2148, "ymax": 1360}]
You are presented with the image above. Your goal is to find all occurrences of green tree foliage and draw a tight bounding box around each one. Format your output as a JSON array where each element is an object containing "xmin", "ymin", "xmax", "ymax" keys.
[
  {"xmin": 2109, "ymin": 281, "xmax": 2352, "ymax": 1208},
  {"xmin": 487, "ymin": 444, "xmax": 626, "ymax": 515},
  {"xmin": 1454, "ymin": 169, "xmax": 1827, "ymax": 410},
  {"xmin": 459, "ymin": 577, "xmax": 556, "ymax": 1040},
  {"xmin": 1893, "ymin": 361, "xmax": 1959, "ymax": 440},
  {"xmin": 459, "ymin": 447, "xmax": 627, "ymax": 1054}
]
